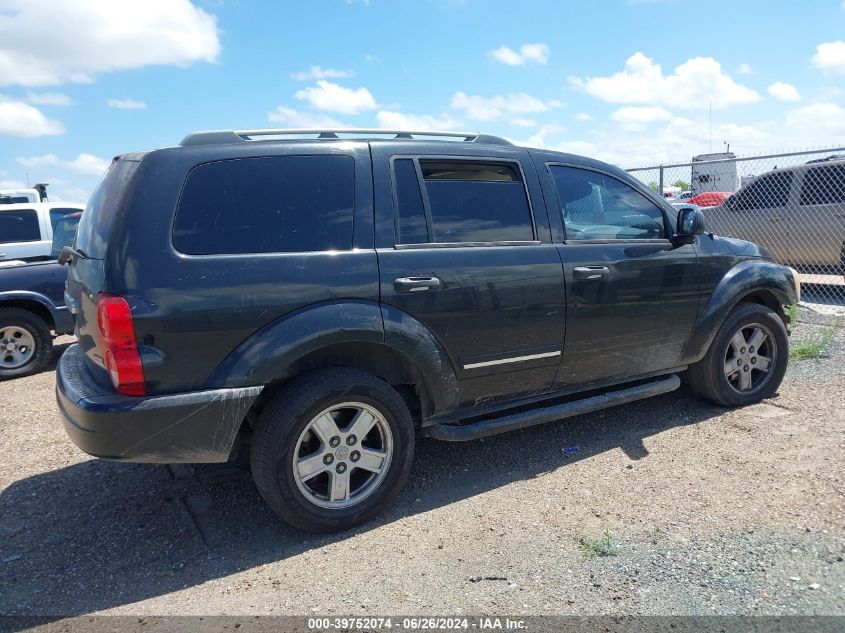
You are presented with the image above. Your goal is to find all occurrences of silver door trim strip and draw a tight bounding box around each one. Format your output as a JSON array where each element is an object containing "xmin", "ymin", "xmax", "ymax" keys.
[{"xmin": 462, "ymin": 350, "xmax": 561, "ymax": 370}]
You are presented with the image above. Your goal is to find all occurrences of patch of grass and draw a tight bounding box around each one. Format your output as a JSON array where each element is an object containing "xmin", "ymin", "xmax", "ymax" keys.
[
  {"xmin": 790, "ymin": 317, "xmax": 841, "ymax": 361},
  {"xmin": 578, "ymin": 530, "xmax": 618, "ymax": 557},
  {"xmin": 786, "ymin": 303, "xmax": 800, "ymax": 326}
]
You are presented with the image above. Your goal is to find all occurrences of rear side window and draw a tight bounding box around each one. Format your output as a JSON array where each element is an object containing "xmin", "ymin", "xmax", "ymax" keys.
[
  {"xmin": 800, "ymin": 165, "xmax": 845, "ymax": 205},
  {"xmin": 549, "ymin": 165, "xmax": 666, "ymax": 240},
  {"xmin": 173, "ymin": 155, "xmax": 354, "ymax": 255},
  {"xmin": 392, "ymin": 159, "xmax": 534, "ymax": 244},
  {"xmin": 0, "ymin": 210, "xmax": 40, "ymax": 243},
  {"xmin": 731, "ymin": 171, "xmax": 793, "ymax": 210},
  {"xmin": 76, "ymin": 158, "xmax": 140, "ymax": 259}
]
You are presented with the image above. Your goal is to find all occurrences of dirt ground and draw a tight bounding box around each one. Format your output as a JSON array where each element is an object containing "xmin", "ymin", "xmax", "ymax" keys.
[{"xmin": 0, "ymin": 313, "xmax": 843, "ymax": 618}]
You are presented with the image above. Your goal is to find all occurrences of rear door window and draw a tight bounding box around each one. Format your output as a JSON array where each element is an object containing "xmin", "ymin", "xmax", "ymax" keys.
[
  {"xmin": 549, "ymin": 165, "xmax": 666, "ymax": 240},
  {"xmin": 173, "ymin": 155, "xmax": 355, "ymax": 255},
  {"xmin": 800, "ymin": 165, "xmax": 845, "ymax": 205},
  {"xmin": 0, "ymin": 210, "xmax": 40, "ymax": 243},
  {"xmin": 731, "ymin": 171, "xmax": 793, "ymax": 210},
  {"xmin": 392, "ymin": 159, "xmax": 534, "ymax": 244}
]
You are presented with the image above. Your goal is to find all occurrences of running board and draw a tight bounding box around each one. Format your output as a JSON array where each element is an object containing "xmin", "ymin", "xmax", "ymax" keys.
[{"xmin": 423, "ymin": 374, "xmax": 681, "ymax": 442}]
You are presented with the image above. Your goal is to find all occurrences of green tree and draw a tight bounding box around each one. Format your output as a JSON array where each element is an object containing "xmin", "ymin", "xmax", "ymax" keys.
[
  {"xmin": 648, "ymin": 181, "xmax": 659, "ymax": 192},
  {"xmin": 673, "ymin": 179, "xmax": 691, "ymax": 191}
]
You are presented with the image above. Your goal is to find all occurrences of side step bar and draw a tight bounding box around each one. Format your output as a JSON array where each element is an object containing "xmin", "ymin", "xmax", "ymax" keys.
[{"xmin": 423, "ymin": 374, "xmax": 681, "ymax": 442}]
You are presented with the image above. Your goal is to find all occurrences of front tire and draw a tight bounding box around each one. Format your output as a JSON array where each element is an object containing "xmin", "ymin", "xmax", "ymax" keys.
[
  {"xmin": 250, "ymin": 368, "xmax": 415, "ymax": 533},
  {"xmin": 0, "ymin": 308, "xmax": 53, "ymax": 380},
  {"xmin": 687, "ymin": 302, "xmax": 788, "ymax": 407}
]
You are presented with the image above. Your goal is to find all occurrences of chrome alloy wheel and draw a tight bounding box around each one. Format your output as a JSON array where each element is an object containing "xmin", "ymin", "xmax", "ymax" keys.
[
  {"xmin": 292, "ymin": 402, "xmax": 393, "ymax": 509},
  {"xmin": 0, "ymin": 325, "xmax": 35, "ymax": 369},
  {"xmin": 724, "ymin": 322, "xmax": 776, "ymax": 394}
]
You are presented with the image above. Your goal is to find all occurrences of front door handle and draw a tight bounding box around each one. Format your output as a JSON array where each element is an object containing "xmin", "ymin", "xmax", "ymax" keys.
[
  {"xmin": 573, "ymin": 266, "xmax": 610, "ymax": 280},
  {"xmin": 394, "ymin": 276, "xmax": 442, "ymax": 293}
]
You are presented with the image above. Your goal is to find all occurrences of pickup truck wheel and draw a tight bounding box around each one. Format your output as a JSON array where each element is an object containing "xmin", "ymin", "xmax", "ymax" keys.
[
  {"xmin": 0, "ymin": 308, "xmax": 53, "ymax": 380},
  {"xmin": 250, "ymin": 368, "xmax": 415, "ymax": 533},
  {"xmin": 687, "ymin": 302, "xmax": 788, "ymax": 407}
]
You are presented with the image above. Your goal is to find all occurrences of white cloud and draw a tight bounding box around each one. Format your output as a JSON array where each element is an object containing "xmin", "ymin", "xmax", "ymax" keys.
[
  {"xmin": 25, "ymin": 91, "xmax": 71, "ymax": 106},
  {"xmin": 737, "ymin": 63, "xmax": 753, "ymax": 75},
  {"xmin": 0, "ymin": 0, "xmax": 220, "ymax": 87},
  {"xmin": 575, "ymin": 112, "xmax": 594, "ymax": 121},
  {"xmin": 294, "ymin": 80, "xmax": 378, "ymax": 114},
  {"xmin": 0, "ymin": 97, "xmax": 64, "ymax": 137},
  {"xmin": 569, "ymin": 52, "xmax": 760, "ymax": 110},
  {"xmin": 510, "ymin": 117, "xmax": 538, "ymax": 127},
  {"xmin": 767, "ymin": 82, "xmax": 802, "ymax": 102},
  {"xmin": 267, "ymin": 106, "xmax": 346, "ymax": 128},
  {"xmin": 450, "ymin": 91, "xmax": 559, "ymax": 121},
  {"xmin": 489, "ymin": 43, "xmax": 550, "ymax": 66},
  {"xmin": 290, "ymin": 66, "xmax": 353, "ymax": 81},
  {"xmin": 783, "ymin": 101, "xmax": 845, "ymax": 138},
  {"xmin": 107, "ymin": 97, "xmax": 147, "ymax": 110},
  {"xmin": 17, "ymin": 153, "xmax": 109, "ymax": 177},
  {"xmin": 610, "ymin": 106, "xmax": 672, "ymax": 126},
  {"xmin": 811, "ymin": 41, "xmax": 845, "ymax": 75},
  {"xmin": 376, "ymin": 110, "xmax": 462, "ymax": 130}
]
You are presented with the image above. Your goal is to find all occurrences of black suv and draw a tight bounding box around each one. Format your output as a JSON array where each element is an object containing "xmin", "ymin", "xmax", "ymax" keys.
[{"xmin": 56, "ymin": 129, "xmax": 800, "ymax": 533}]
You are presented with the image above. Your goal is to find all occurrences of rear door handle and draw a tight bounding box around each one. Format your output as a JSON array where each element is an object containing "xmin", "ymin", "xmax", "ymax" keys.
[
  {"xmin": 573, "ymin": 266, "xmax": 610, "ymax": 280},
  {"xmin": 394, "ymin": 276, "xmax": 441, "ymax": 293}
]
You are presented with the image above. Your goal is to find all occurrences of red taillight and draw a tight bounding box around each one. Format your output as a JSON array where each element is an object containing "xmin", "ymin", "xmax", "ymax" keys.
[{"xmin": 96, "ymin": 293, "xmax": 145, "ymax": 396}]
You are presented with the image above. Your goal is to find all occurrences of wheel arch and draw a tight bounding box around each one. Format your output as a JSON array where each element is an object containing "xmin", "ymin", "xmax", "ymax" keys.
[
  {"xmin": 206, "ymin": 300, "xmax": 460, "ymax": 423},
  {"xmin": 0, "ymin": 295, "xmax": 56, "ymax": 331},
  {"xmin": 682, "ymin": 260, "xmax": 797, "ymax": 363}
]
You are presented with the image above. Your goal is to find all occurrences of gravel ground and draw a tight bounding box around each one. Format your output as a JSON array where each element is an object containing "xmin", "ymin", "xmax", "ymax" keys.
[{"xmin": 0, "ymin": 317, "xmax": 843, "ymax": 618}]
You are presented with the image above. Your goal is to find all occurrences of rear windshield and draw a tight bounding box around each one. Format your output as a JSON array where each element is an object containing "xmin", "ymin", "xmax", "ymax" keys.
[{"xmin": 75, "ymin": 159, "xmax": 140, "ymax": 259}]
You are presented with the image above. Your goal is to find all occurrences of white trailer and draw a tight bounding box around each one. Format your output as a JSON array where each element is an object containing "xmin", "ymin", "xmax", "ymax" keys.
[{"xmin": 691, "ymin": 152, "xmax": 737, "ymax": 194}]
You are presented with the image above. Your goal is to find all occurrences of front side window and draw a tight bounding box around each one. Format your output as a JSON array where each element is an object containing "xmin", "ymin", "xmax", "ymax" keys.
[
  {"xmin": 549, "ymin": 165, "xmax": 666, "ymax": 240},
  {"xmin": 800, "ymin": 165, "xmax": 845, "ymax": 206},
  {"xmin": 173, "ymin": 155, "xmax": 355, "ymax": 255},
  {"xmin": 0, "ymin": 210, "xmax": 40, "ymax": 244},
  {"xmin": 731, "ymin": 171, "xmax": 793, "ymax": 210}
]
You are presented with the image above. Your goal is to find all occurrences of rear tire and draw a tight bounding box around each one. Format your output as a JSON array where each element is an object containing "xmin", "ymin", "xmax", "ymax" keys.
[
  {"xmin": 0, "ymin": 308, "xmax": 53, "ymax": 380},
  {"xmin": 250, "ymin": 368, "xmax": 415, "ymax": 533},
  {"xmin": 687, "ymin": 302, "xmax": 788, "ymax": 407}
]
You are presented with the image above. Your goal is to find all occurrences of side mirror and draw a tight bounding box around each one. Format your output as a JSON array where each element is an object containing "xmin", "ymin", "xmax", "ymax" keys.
[{"xmin": 675, "ymin": 207, "xmax": 706, "ymax": 245}]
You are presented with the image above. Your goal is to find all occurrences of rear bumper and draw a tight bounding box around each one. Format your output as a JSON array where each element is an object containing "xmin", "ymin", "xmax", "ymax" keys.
[{"xmin": 56, "ymin": 344, "xmax": 262, "ymax": 463}]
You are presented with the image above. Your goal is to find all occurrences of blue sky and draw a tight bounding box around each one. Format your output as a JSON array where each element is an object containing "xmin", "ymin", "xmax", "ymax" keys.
[{"xmin": 1, "ymin": 0, "xmax": 844, "ymax": 202}]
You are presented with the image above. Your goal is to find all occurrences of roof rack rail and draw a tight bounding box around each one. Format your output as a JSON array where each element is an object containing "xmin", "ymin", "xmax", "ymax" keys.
[{"xmin": 179, "ymin": 128, "xmax": 513, "ymax": 147}]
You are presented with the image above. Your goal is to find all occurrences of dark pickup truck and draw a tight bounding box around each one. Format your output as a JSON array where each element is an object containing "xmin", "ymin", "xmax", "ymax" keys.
[
  {"xmin": 56, "ymin": 129, "xmax": 800, "ymax": 533},
  {"xmin": 0, "ymin": 213, "xmax": 80, "ymax": 378}
]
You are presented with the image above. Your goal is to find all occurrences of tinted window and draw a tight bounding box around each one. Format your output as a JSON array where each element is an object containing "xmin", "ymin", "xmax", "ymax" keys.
[
  {"xmin": 51, "ymin": 214, "xmax": 82, "ymax": 257},
  {"xmin": 731, "ymin": 171, "xmax": 793, "ymax": 210},
  {"xmin": 393, "ymin": 159, "xmax": 429, "ymax": 244},
  {"xmin": 173, "ymin": 155, "xmax": 355, "ymax": 255},
  {"xmin": 49, "ymin": 207, "xmax": 81, "ymax": 232},
  {"xmin": 549, "ymin": 166, "xmax": 666, "ymax": 240},
  {"xmin": 419, "ymin": 160, "xmax": 533, "ymax": 243},
  {"xmin": 76, "ymin": 158, "xmax": 140, "ymax": 258},
  {"xmin": 800, "ymin": 165, "xmax": 845, "ymax": 205},
  {"xmin": 0, "ymin": 210, "xmax": 40, "ymax": 244}
]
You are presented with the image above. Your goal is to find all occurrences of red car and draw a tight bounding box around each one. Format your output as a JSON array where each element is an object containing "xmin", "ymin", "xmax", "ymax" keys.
[{"xmin": 687, "ymin": 191, "xmax": 732, "ymax": 207}]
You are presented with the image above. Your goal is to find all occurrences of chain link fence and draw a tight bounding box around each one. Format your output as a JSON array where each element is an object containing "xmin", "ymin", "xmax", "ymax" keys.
[{"xmin": 626, "ymin": 148, "xmax": 845, "ymax": 305}]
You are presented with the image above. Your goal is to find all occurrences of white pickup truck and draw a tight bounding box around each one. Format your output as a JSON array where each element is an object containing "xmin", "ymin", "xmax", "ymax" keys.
[{"xmin": 0, "ymin": 199, "xmax": 85, "ymax": 262}]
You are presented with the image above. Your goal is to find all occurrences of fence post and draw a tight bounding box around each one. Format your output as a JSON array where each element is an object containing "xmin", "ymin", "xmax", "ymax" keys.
[{"xmin": 658, "ymin": 165, "xmax": 664, "ymax": 197}]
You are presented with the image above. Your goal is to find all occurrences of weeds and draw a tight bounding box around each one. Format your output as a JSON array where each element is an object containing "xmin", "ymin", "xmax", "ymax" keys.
[
  {"xmin": 578, "ymin": 530, "xmax": 618, "ymax": 557},
  {"xmin": 786, "ymin": 303, "xmax": 800, "ymax": 326},
  {"xmin": 790, "ymin": 316, "xmax": 842, "ymax": 361}
]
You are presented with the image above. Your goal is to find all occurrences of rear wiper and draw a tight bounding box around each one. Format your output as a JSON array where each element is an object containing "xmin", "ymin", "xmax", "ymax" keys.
[{"xmin": 58, "ymin": 245, "xmax": 90, "ymax": 265}]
